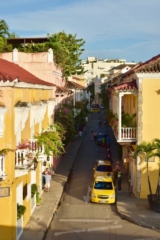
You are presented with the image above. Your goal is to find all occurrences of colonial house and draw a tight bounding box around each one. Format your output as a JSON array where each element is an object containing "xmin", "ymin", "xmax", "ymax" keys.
[
  {"xmin": 0, "ymin": 59, "xmax": 55, "ymax": 240},
  {"xmin": 105, "ymin": 54, "xmax": 160, "ymax": 199}
]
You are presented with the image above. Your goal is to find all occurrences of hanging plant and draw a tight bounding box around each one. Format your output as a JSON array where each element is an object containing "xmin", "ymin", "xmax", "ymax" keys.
[
  {"xmin": 55, "ymin": 104, "xmax": 76, "ymax": 145},
  {"xmin": 17, "ymin": 204, "xmax": 26, "ymax": 220},
  {"xmin": 36, "ymin": 191, "xmax": 41, "ymax": 206},
  {"xmin": 0, "ymin": 148, "xmax": 14, "ymax": 156},
  {"xmin": 31, "ymin": 184, "xmax": 38, "ymax": 198},
  {"xmin": 35, "ymin": 123, "xmax": 65, "ymax": 157},
  {"xmin": 17, "ymin": 139, "xmax": 31, "ymax": 150}
]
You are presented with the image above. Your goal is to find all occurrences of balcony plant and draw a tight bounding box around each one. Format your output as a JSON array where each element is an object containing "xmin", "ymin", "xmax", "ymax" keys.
[
  {"xmin": 122, "ymin": 112, "xmax": 136, "ymax": 128},
  {"xmin": 55, "ymin": 104, "xmax": 76, "ymax": 145},
  {"xmin": 0, "ymin": 148, "xmax": 14, "ymax": 156},
  {"xmin": 35, "ymin": 123, "xmax": 65, "ymax": 157},
  {"xmin": 17, "ymin": 203, "xmax": 26, "ymax": 220},
  {"xmin": 17, "ymin": 139, "xmax": 31, "ymax": 150},
  {"xmin": 31, "ymin": 184, "xmax": 38, "ymax": 198},
  {"xmin": 36, "ymin": 191, "xmax": 41, "ymax": 206}
]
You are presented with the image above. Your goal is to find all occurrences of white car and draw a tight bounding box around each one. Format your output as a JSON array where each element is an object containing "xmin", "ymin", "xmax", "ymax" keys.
[{"xmin": 100, "ymin": 104, "xmax": 104, "ymax": 109}]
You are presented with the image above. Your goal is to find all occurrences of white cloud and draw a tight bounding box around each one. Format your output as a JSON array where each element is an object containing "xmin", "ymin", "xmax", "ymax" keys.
[{"xmin": 1, "ymin": 0, "xmax": 160, "ymax": 61}]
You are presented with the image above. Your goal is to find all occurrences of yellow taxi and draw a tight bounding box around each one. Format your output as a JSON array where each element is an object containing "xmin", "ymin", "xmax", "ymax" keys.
[
  {"xmin": 91, "ymin": 175, "xmax": 116, "ymax": 204},
  {"xmin": 90, "ymin": 104, "xmax": 100, "ymax": 113},
  {"xmin": 93, "ymin": 160, "xmax": 114, "ymax": 179}
]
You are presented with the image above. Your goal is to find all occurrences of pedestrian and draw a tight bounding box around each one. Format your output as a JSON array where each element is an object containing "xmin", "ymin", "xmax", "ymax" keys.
[
  {"xmin": 117, "ymin": 169, "xmax": 122, "ymax": 191},
  {"xmin": 114, "ymin": 162, "xmax": 121, "ymax": 180},
  {"xmin": 79, "ymin": 130, "xmax": 82, "ymax": 139},
  {"xmin": 128, "ymin": 172, "xmax": 131, "ymax": 192},
  {"xmin": 105, "ymin": 134, "xmax": 110, "ymax": 148},
  {"xmin": 90, "ymin": 130, "xmax": 94, "ymax": 141},
  {"xmin": 98, "ymin": 119, "xmax": 102, "ymax": 126},
  {"xmin": 42, "ymin": 171, "xmax": 51, "ymax": 192},
  {"xmin": 42, "ymin": 168, "xmax": 51, "ymax": 176},
  {"xmin": 93, "ymin": 131, "xmax": 97, "ymax": 142}
]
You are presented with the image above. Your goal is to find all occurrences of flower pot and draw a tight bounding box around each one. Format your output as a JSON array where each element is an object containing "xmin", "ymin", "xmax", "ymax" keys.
[
  {"xmin": 152, "ymin": 195, "xmax": 160, "ymax": 213},
  {"xmin": 147, "ymin": 194, "xmax": 158, "ymax": 210}
]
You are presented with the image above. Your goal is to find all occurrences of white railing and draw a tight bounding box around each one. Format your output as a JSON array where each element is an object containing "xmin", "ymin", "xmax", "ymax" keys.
[{"xmin": 121, "ymin": 127, "xmax": 136, "ymax": 140}]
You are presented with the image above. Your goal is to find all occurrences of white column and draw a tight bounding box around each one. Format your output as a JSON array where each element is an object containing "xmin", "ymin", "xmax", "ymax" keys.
[
  {"xmin": 118, "ymin": 93, "xmax": 123, "ymax": 141},
  {"xmin": 73, "ymin": 89, "xmax": 76, "ymax": 106},
  {"xmin": 47, "ymin": 48, "xmax": 53, "ymax": 62},
  {"xmin": 13, "ymin": 48, "xmax": 18, "ymax": 62}
]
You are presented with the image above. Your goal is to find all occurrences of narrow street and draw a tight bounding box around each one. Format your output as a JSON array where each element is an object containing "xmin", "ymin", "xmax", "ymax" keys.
[{"xmin": 44, "ymin": 111, "xmax": 160, "ymax": 240}]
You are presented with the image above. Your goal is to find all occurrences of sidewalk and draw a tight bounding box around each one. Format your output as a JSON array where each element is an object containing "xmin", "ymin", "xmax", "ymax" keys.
[
  {"xmin": 116, "ymin": 166, "xmax": 160, "ymax": 231},
  {"xmin": 20, "ymin": 130, "xmax": 86, "ymax": 240},
  {"xmin": 20, "ymin": 126, "xmax": 160, "ymax": 240}
]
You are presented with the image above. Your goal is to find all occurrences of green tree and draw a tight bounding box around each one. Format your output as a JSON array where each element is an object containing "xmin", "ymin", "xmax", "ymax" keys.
[
  {"xmin": 134, "ymin": 141, "xmax": 155, "ymax": 195},
  {"xmin": 0, "ymin": 19, "xmax": 9, "ymax": 39},
  {"xmin": 48, "ymin": 31, "xmax": 85, "ymax": 79},
  {"xmin": 150, "ymin": 139, "xmax": 160, "ymax": 195}
]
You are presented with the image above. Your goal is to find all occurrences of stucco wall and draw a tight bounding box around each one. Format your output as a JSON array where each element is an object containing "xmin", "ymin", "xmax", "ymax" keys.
[{"xmin": 142, "ymin": 78, "xmax": 160, "ymax": 141}]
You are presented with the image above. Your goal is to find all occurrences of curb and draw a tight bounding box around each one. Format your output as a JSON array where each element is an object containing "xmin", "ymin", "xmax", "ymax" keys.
[{"xmin": 117, "ymin": 207, "xmax": 160, "ymax": 232}]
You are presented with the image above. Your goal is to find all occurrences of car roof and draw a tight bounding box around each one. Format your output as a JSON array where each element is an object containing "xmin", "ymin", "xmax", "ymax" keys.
[
  {"xmin": 94, "ymin": 176, "xmax": 113, "ymax": 182},
  {"xmin": 96, "ymin": 160, "xmax": 111, "ymax": 165}
]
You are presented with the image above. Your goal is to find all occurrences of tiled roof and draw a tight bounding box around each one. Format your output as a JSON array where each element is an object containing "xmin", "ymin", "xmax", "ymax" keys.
[
  {"xmin": 65, "ymin": 80, "xmax": 84, "ymax": 89},
  {"xmin": 135, "ymin": 54, "xmax": 160, "ymax": 73},
  {"xmin": 0, "ymin": 59, "xmax": 55, "ymax": 87},
  {"xmin": 55, "ymin": 86, "xmax": 68, "ymax": 93},
  {"xmin": 113, "ymin": 80, "xmax": 137, "ymax": 91}
]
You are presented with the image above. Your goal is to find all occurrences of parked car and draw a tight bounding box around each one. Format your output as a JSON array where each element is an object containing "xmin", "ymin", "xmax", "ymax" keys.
[
  {"xmin": 91, "ymin": 175, "xmax": 116, "ymax": 204},
  {"xmin": 93, "ymin": 160, "xmax": 113, "ymax": 179},
  {"xmin": 100, "ymin": 104, "xmax": 104, "ymax": 109},
  {"xmin": 90, "ymin": 104, "xmax": 100, "ymax": 113}
]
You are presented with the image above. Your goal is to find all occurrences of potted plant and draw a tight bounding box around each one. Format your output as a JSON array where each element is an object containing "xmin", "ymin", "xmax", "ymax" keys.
[
  {"xmin": 149, "ymin": 139, "xmax": 160, "ymax": 213},
  {"xmin": 31, "ymin": 184, "xmax": 38, "ymax": 198},
  {"xmin": 134, "ymin": 141, "xmax": 156, "ymax": 209},
  {"xmin": 17, "ymin": 203, "xmax": 26, "ymax": 220},
  {"xmin": 36, "ymin": 191, "xmax": 41, "ymax": 206},
  {"xmin": 35, "ymin": 123, "xmax": 65, "ymax": 157}
]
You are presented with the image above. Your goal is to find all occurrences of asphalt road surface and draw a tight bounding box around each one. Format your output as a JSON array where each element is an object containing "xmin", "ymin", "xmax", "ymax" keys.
[{"xmin": 45, "ymin": 111, "xmax": 160, "ymax": 240}]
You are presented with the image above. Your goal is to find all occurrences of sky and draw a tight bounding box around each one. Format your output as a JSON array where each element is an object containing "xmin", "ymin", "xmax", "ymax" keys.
[{"xmin": 1, "ymin": 0, "xmax": 160, "ymax": 63}]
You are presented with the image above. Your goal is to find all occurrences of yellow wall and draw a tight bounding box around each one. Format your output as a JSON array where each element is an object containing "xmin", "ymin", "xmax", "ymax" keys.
[
  {"xmin": 142, "ymin": 79, "xmax": 160, "ymax": 141},
  {"xmin": 0, "ymin": 87, "xmax": 53, "ymax": 240},
  {"xmin": 139, "ymin": 78, "xmax": 160, "ymax": 198}
]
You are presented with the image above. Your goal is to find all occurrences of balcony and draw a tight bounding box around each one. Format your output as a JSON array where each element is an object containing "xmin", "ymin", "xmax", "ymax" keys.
[
  {"xmin": 119, "ymin": 127, "xmax": 136, "ymax": 142},
  {"xmin": 15, "ymin": 139, "xmax": 45, "ymax": 178}
]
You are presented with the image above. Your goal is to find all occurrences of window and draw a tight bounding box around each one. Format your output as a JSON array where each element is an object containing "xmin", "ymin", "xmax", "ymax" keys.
[
  {"xmin": 96, "ymin": 165, "xmax": 112, "ymax": 172},
  {"xmin": 0, "ymin": 155, "xmax": 5, "ymax": 175},
  {"xmin": 94, "ymin": 181, "xmax": 113, "ymax": 190},
  {"xmin": 23, "ymin": 184, "xmax": 27, "ymax": 200}
]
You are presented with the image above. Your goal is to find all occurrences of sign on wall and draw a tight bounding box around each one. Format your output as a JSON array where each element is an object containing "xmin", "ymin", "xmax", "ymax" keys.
[{"xmin": 0, "ymin": 187, "xmax": 10, "ymax": 198}]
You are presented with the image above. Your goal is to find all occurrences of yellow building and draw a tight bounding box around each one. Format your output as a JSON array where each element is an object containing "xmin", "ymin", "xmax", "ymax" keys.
[
  {"xmin": 105, "ymin": 54, "xmax": 160, "ymax": 199},
  {"xmin": 0, "ymin": 59, "xmax": 55, "ymax": 240}
]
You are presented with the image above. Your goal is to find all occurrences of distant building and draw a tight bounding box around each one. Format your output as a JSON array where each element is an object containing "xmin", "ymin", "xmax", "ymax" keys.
[{"xmin": 81, "ymin": 57, "xmax": 136, "ymax": 83}]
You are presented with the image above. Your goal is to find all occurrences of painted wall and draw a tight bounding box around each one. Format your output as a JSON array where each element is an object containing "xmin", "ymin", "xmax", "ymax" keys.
[
  {"xmin": 0, "ymin": 87, "xmax": 53, "ymax": 240},
  {"xmin": 139, "ymin": 78, "xmax": 160, "ymax": 198}
]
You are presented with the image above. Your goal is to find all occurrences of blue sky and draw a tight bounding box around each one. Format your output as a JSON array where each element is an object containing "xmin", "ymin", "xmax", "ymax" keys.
[{"xmin": 1, "ymin": 0, "xmax": 160, "ymax": 63}]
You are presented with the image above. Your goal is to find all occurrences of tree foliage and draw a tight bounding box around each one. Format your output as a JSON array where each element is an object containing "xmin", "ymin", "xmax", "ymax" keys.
[
  {"xmin": 0, "ymin": 19, "xmax": 9, "ymax": 39},
  {"xmin": 0, "ymin": 20, "xmax": 86, "ymax": 80},
  {"xmin": 47, "ymin": 31, "xmax": 85, "ymax": 78}
]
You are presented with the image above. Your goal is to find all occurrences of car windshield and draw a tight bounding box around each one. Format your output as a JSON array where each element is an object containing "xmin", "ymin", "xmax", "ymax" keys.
[
  {"xmin": 96, "ymin": 165, "xmax": 112, "ymax": 172},
  {"xmin": 94, "ymin": 181, "xmax": 113, "ymax": 190},
  {"xmin": 91, "ymin": 104, "xmax": 99, "ymax": 108}
]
